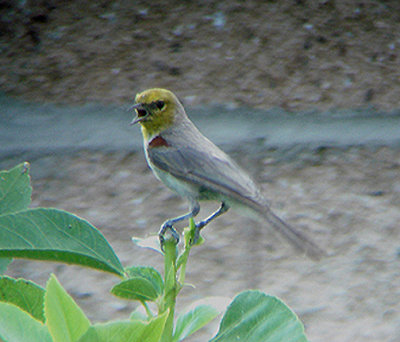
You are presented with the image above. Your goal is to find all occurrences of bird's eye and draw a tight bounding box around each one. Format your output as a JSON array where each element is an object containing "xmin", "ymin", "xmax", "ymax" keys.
[{"xmin": 155, "ymin": 100, "xmax": 165, "ymax": 110}]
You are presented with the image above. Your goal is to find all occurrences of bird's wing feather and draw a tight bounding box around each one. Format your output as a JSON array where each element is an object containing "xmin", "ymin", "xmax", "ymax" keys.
[
  {"xmin": 148, "ymin": 140, "xmax": 324, "ymax": 260},
  {"xmin": 147, "ymin": 143, "xmax": 262, "ymax": 204}
]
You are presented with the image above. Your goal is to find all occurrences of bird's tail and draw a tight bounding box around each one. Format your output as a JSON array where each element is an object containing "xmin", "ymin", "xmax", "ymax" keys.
[{"xmin": 255, "ymin": 204, "xmax": 325, "ymax": 260}]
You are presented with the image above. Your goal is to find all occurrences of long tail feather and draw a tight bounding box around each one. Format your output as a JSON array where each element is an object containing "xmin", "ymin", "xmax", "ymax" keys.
[{"xmin": 257, "ymin": 205, "xmax": 325, "ymax": 260}]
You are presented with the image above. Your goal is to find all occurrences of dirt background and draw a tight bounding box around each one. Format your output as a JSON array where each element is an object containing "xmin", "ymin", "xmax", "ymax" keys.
[
  {"xmin": 1, "ymin": 0, "xmax": 400, "ymax": 111},
  {"xmin": 1, "ymin": 1, "xmax": 400, "ymax": 341}
]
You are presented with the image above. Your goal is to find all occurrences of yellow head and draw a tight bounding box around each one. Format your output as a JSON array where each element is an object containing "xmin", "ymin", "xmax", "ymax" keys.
[{"xmin": 130, "ymin": 88, "xmax": 183, "ymax": 140}]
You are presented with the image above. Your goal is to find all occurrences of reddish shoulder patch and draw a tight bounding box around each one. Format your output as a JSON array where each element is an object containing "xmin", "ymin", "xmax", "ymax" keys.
[{"xmin": 149, "ymin": 135, "xmax": 169, "ymax": 148}]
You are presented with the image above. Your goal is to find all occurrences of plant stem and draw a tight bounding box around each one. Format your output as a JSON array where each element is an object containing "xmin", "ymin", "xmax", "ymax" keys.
[
  {"xmin": 141, "ymin": 300, "xmax": 153, "ymax": 319},
  {"xmin": 160, "ymin": 239, "xmax": 178, "ymax": 342},
  {"xmin": 160, "ymin": 220, "xmax": 197, "ymax": 341},
  {"xmin": 177, "ymin": 219, "xmax": 195, "ymax": 286}
]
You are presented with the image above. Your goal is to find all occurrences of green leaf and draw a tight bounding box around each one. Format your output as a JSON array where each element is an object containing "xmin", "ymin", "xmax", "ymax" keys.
[
  {"xmin": 45, "ymin": 274, "xmax": 91, "ymax": 342},
  {"xmin": 129, "ymin": 306, "xmax": 149, "ymax": 321},
  {"xmin": 78, "ymin": 321, "xmax": 147, "ymax": 342},
  {"xmin": 174, "ymin": 297, "xmax": 230, "ymax": 342},
  {"xmin": 0, "ymin": 208, "xmax": 124, "ymax": 276},
  {"xmin": 0, "ymin": 162, "xmax": 32, "ymax": 215},
  {"xmin": 140, "ymin": 310, "xmax": 169, "ymax": 341},
  {"xmin": 0, "ymin": 163, "xmax": 31, "ymax": 276},
  {"xmin": 132, "ymin": 235, "xmax": 163, "ymax": 254},
  {"xmin": 111, "ymin": 277, "xmax": 160, "ymax": 302},
  {"xmin": 112, "ymin": 267, "xmax": 164, "ymax": 302},
  {"xmin": 78, "ymin": 312, "xmax": 168, "ymax": 342},
  {"xmin": 210, "ymin": 290, "xmax": 309, "ymax": 342},
  {"xmin": 0, "ymin": 276, "xmax": 45, "ymax": 322},
  {"xmin": 0, "ymin": 302, "xmax": 52, "ymax": 342},
  {"xmin": 0, "ymin": 257, "xmax": 12, "ymax": 274},
  {"xmin": 126, "ymin": 266, "xmax": 164, "ymax": 294},
  {"xmin": 174, "ymin": 305, "xmax": 219, "ymax": 342}
]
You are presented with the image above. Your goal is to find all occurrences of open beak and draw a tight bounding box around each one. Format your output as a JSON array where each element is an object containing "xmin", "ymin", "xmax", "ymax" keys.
[{"xmin": 128, "ymin": 103, "xmax": 149, "ymax": 125}]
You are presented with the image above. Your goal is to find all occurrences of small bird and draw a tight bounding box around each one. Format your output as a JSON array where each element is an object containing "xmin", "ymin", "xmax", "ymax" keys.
[{"xmin": 130, "ymin": 88, "xmax": 323, "ymax": 259}]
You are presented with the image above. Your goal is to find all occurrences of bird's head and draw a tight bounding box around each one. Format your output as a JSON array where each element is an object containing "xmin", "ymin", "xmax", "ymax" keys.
[{"xmin": 129, "ymin": 88, "xmax": 184, "ymax": 138}]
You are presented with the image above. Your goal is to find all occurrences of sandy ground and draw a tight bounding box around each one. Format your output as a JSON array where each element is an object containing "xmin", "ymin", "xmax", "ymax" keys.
[
  {"xmin": 5, "ymin": 146, "xmax": 400, "ymax": 342},
  {"xmin": 1, "ymin": 0, "xmax": 400, "ymax": 341},
  {"xmin": 1, "ymin": 0, "xmax": 400, "ymax": 111}
]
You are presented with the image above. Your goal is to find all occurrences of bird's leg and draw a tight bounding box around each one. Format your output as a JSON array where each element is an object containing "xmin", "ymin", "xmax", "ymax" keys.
[
  {"xmin": 159, "ymin": 201, "xmax": 200, "ymax": 247},
  {"xmin": 192, "ymin": 202, "xmax": 229, "ymax": 244},
  {"xmin": 196, "ymin": 202, "xmax": 229, "ymax": 230}
]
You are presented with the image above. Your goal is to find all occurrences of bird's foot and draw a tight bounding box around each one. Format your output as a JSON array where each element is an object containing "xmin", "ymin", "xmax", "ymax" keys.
[
  {"xmin": 190, "ymin": 222, "xmax": 204, "ymax": 245},
  {"xmin": 159, "ymin": 222, "xmax": 180, "ymax": 251}
]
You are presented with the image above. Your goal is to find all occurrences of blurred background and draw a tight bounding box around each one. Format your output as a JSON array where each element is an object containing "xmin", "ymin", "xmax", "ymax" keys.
[{"xmin": 1, "ymin": 1, "xmax": 400, "ymax": 341}]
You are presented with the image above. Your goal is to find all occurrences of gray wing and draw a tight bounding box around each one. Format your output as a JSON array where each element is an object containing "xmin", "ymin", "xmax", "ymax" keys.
[
  {"xmin": 147, "ymin": 143, "xmax": 263, "ymax": 205},
  {"xmin": 148, "ymin": 138, "xmax": 324, "ymax": 259}
]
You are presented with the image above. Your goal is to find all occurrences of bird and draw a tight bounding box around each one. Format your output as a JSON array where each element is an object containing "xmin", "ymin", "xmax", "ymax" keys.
[{"xmin": 129, "ymin": 88, "xmax": 323, "ymax": 259}]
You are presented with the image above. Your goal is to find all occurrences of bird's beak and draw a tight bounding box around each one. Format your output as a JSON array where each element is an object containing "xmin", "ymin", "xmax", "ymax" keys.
[{"xmin": 128, "ymin": 103, "xmax": 149, "ymax": 125}]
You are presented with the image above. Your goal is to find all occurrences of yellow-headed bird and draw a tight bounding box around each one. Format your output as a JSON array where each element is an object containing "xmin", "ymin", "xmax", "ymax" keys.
[{"xmin": 130, "ymin": 88, "xmax": 323, "ymax": 259}]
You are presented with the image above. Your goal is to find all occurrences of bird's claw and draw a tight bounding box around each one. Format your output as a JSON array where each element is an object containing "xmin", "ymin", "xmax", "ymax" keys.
[
  {"xmin": 189, "ymin": 223, "xmax": 202, "ymax": 246},
  {"xmin": 159, "ymin": 223, "xmax": 180, "ymax": 251}
]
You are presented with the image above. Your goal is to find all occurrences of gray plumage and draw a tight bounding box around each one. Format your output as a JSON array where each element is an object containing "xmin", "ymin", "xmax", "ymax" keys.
[{"xmin": 146, "ymin": 114, "xmax": 323, "ymax": 260}]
